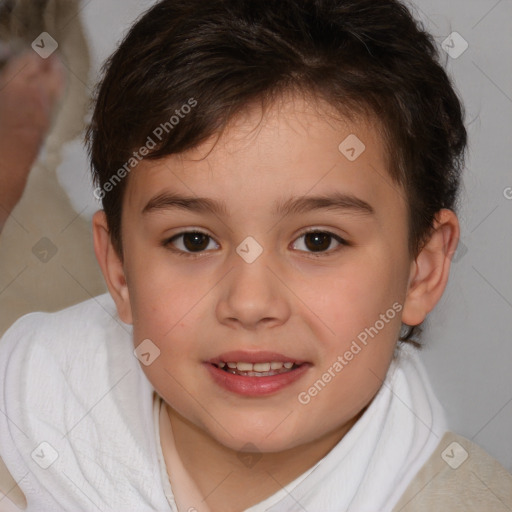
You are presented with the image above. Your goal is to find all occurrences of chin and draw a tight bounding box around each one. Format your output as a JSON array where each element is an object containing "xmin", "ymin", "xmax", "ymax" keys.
[{"xmin": 205, "ymin": 420, "xmax": 306, "ymax": 454}]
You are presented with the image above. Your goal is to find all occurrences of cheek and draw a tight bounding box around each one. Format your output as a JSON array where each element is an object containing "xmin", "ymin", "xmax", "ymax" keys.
[
  {"xmin": 312, "ymin": 256, "xmax": 404, "ymax": 335},
  {"xmin": 299, "ymin": 251, "xmax": 406, "ymax": 401},
  {"xmin": 130, "ymin": 283, "xmax": 195, "ymax": 344},
  {"xmin": 124, "ymin": 246, "xmax": 202, "ymax": 337}
]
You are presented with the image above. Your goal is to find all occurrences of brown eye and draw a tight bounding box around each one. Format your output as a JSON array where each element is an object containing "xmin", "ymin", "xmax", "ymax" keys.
[
  {"xmin": 304, "ymin": 232, "xmax": 331, "ymax": 251},
  {"xmin": 165, "ymin": 231, "xmax": 218, "ymax": 254},
  {"xmin": 292, "ymin": 230, "xmax": 346, "ymax": 254},
  {"xmin": 182, "ymin": 232, "xmax": 210, "ymax": 252}
]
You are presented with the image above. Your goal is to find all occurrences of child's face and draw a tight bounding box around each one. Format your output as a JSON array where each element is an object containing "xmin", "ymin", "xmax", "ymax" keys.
[{"xmin": 116, "ymin": 94, "xmax": 414, "ymax": 452}]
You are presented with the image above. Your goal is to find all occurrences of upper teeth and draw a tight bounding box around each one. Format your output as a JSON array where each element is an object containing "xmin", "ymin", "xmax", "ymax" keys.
[{"xmin": 221, "ymin": 361, "xmax": 294, "ymax": 371}]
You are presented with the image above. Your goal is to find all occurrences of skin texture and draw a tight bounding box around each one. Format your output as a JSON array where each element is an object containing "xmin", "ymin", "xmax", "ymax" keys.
[{"xmin": 93, "ymin": 93, "xmax": 460, "ymax": 512}]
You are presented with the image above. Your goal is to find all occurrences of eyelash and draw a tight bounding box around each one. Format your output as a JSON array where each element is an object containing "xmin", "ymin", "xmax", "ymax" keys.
[{"xmin": 162, "ymin": 229, "xmax": 349, "ymax": 258}]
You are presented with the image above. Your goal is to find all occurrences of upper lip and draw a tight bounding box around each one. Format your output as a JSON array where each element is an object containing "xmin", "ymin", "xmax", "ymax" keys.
[{"xmin": 207, "ymin": 350, "xmax": 308, "ymax": 365}]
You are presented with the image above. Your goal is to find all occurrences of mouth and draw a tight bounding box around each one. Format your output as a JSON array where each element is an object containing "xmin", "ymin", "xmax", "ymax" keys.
[
  {"xmin": 205, "ymin": 351, "xmax": 311, "ymax": 396},
  {"xmin": 212, "ymin": 360, "xmax": 302, "ymax": 377}
]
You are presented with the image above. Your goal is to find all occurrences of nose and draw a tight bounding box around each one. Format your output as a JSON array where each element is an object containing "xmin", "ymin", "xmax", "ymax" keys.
[{"xmin": 216, "ymin": 251, "xmax": 291, "ymax": 331}]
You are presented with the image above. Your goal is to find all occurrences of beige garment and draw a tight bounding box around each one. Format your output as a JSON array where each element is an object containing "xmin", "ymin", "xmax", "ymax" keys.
[
  {"xmin": 392, "ymin": 431, "xmax": 512, "ymax": 511},
  {"xmin": 0, "ymin": 0, "xmax": 106, "ymax": 337}
]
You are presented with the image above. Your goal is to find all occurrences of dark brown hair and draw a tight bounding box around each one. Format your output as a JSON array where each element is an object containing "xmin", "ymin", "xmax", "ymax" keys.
[{"xmin": 86, "ymin": 0, "xmax": 467, "ymax": 344}]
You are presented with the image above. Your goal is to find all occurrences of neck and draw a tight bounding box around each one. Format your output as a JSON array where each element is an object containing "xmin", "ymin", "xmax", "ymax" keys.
[{"xmin": 162, "ymin": 404, "xmax": 364, "ymax": 512}]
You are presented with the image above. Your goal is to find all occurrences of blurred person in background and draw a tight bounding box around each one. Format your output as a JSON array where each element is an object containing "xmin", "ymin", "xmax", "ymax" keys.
[
  {"xmin": 0, "ymin": 0, "xmax": 106, "ymax": 336},
  {"xmin": 0, "ymin": 49, "xmax": 65, "ymax": 233}
]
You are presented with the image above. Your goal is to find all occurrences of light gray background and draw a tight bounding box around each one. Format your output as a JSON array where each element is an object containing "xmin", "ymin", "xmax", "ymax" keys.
[
  {"xmin": 58, "ymin": 0, "xmax": 512, "ymax": 471},
  {"xmin": 406, "ymin": 0, "xmax": 512, "ymax": 473}
]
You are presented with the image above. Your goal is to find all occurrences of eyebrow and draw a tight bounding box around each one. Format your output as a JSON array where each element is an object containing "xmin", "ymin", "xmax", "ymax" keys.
[{"xmin": 142, "ymin": 191, "xmax": 375, "ymax": 217}]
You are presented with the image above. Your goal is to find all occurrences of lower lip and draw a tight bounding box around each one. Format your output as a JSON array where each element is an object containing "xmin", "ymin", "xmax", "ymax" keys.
[{"xmin": 204, "ymin": 363, "xmax": 311, "ymax": 396}]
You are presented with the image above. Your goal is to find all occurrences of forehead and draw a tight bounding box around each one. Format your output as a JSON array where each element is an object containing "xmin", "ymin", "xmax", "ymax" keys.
[{"xmin": 124, "ymin": 93, "xmax": 405, "ymax": 222}]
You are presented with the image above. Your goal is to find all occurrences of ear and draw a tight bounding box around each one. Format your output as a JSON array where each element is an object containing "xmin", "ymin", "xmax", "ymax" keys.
[
  {"xmin": 92, "ymin": 210, "xmax": 133, "ymax": 324},
  {"xmin": 402, "ymin": 209, "xmax": 460, "ymax": 327}
]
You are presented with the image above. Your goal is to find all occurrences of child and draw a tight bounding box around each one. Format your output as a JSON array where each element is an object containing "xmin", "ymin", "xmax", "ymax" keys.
[{"xmin": 1, "ymin": 0, "xmax": 511, "ymax": 510}]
